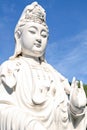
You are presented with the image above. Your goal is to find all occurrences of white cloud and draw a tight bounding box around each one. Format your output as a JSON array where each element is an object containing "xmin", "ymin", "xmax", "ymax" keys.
[{"xmin": 46, "ymin": 29, "xmax": 87, "ymax": 83}]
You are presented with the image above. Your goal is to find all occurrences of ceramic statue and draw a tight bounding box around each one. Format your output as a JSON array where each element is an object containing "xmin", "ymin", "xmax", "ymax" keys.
[{"xmin": 0, "ymin": 1, "xmax": 87, "ymax": 130}]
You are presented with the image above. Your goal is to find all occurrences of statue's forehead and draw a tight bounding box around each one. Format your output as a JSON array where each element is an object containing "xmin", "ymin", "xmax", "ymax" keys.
[{"xmin": 22, "ymin": 22, "xmax": 48, "ymax": 31}]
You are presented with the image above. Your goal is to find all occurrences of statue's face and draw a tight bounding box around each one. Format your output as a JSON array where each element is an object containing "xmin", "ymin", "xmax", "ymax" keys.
[{"xmin": 20, "ymin": 22, "xmax": 48, "ymax": 57}]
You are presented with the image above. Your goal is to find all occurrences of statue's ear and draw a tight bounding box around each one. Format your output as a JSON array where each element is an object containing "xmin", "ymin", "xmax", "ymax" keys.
[
  {"xmin": 15, "ymin": 30, "xmax": 22, "ymax": 40},
  {"xmin": 14, "ymin": 30, "xmax": 22, "ymax": 55},
  {"xmin": 9, "ymin": 30, "xmax": 22, "ymax": 60}
]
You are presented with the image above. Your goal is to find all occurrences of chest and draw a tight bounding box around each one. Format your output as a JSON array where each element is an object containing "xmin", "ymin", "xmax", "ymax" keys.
[{"xmin": 30, "ymin": 64, "xmax": 54, "ymax": 90}]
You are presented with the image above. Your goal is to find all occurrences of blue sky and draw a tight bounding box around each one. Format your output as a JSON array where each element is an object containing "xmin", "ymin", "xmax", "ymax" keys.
[{"xmin": 0, "ymin": 0, "xmax": 87, "ymax": 84}]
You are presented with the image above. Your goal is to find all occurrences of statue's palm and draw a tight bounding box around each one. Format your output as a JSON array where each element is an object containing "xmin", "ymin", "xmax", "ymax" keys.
[{"xmin": 70, "ymin": 77, "xmax": 86, "ymax": 109}]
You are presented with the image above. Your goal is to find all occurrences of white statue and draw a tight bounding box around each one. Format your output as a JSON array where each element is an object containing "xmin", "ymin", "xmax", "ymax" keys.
[{"xmin": 0, "ymin": 2, "xmax": 87, "ymax": 130}]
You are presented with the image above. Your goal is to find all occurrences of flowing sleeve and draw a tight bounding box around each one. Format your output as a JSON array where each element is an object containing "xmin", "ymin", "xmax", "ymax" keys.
[{"xmin": 0, "ymin": 60, "xmax": 35, "ymax": 130}]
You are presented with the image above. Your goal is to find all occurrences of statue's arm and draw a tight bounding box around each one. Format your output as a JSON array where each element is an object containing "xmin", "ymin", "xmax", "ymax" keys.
[
  {"xmin": 0, "ymin": 61, "xmax": 34, "ymax": 130},
  {"xmin": 0, "ymin": 60, "xmax": 17, "ymax": 90}
]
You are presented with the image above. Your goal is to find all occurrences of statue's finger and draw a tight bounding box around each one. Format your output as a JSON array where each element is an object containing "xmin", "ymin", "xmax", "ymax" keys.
[
  {"xmin": 72, "ymin": 77, "xmax": 76, "ymax": 83},
  {"xmin": 71, "ymin": 77, "xmax": 76, "ymax": 88},
  {"xmin": 74, "ymin": 81, "xmax": 79, "ymax": 90},
  {"xmin": 80, "ymin": 81, "xmax": 84, "ymax": 89}
]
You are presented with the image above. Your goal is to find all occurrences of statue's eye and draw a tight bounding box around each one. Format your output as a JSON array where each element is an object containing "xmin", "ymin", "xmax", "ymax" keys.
[
  {"xmin": 41, "ymin": 30, "xmax": 47, "ymax": 38},
  {"xmin": 28, "ymin": 28, "xmax": 36, "ymax": 34}
]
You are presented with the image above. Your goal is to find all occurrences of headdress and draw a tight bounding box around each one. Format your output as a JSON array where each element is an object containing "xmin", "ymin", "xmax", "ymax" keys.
[{"xmin": 15, "ymin": 1, "xmax": 47, "ymax": 32}]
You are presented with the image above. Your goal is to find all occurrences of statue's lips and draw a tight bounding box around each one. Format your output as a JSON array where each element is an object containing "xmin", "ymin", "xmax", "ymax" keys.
[{"xmin": 34, "ymin": 43, "xmax": 41, "ymax": 48}]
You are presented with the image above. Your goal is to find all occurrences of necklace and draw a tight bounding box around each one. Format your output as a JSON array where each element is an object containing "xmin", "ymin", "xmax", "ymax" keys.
[{"xmin": 21, "ymin": 56, "xmax": 52, "ymax": 81}]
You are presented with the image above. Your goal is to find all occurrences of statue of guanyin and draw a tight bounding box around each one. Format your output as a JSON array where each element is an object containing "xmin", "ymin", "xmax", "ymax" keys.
[{"xmin": 0, "ymin": 2, "xmax": 87, "ymax": 130}]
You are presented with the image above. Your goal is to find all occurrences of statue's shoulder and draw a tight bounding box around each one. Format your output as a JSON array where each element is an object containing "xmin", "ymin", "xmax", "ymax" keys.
[
  {"xmin": 0, "ymin": 59, "xmax": 18, "ymax": 70},
  {"xmin": 0, "ymin": 58, "xmax": 22, "ymax": 76},
  {"xmin": 45, "ymin": 63, "xmax": 66, "ymax": 81},
  {"xmin": 1, "ymin": 59, "xmax": 15, "ymax": 68},
  {"xmin": 0, "ymin": 57, "xmax": 32, "ymax": 77},
  {"xmin": 45, "ymin": 62, "xmax": 71, "ymax": 94}
]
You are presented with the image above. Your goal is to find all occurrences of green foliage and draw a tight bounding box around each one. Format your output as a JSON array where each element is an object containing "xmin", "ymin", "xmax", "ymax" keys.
[
  {"xmin": 83, "ymin": 84, "xmax": 87, "ymax": 97},
  {"xmin": 76, "ymin": 81, "xmax": 87, "ymax": 95},
  {"xmin": 75, "ymin": 81, "xmax": 87, "ymax": 96}
]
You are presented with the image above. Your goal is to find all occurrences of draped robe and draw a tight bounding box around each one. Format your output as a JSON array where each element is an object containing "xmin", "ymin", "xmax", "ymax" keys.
[{"xmin": 0, "ymin": 56, "xmax": 86, "ymax": 130}]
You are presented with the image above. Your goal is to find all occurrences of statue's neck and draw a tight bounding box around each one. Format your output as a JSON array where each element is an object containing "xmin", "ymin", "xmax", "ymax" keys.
[{"xmin": 22, "ymin": 54, "xmax": 42, "ymax": 65}]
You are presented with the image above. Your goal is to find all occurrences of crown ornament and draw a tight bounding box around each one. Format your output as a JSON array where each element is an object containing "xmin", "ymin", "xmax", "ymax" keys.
[
  {"xmin": 25, "ymin": 2, "xmax": 45, "ymax": 24},
  {"xmin": 16, "ymin": 2, "xmax": 47, "ymax": 28}
]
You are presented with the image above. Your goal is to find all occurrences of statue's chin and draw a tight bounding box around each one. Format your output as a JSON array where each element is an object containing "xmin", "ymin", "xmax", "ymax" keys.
[{"xmin": 22, "ymin": 50, "xmax": 44, "ymax": 58}]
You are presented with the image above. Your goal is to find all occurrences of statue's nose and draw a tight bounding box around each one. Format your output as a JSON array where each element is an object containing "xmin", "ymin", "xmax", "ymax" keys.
[{"xmin": 36, "ymin": 38, "xmax": 41, "ymax": 43}]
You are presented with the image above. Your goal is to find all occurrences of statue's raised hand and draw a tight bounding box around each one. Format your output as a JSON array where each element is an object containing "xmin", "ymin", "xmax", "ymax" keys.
[{"xmin": 70, "ymin": 77, "xmax": 86, "ymax": 114}]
